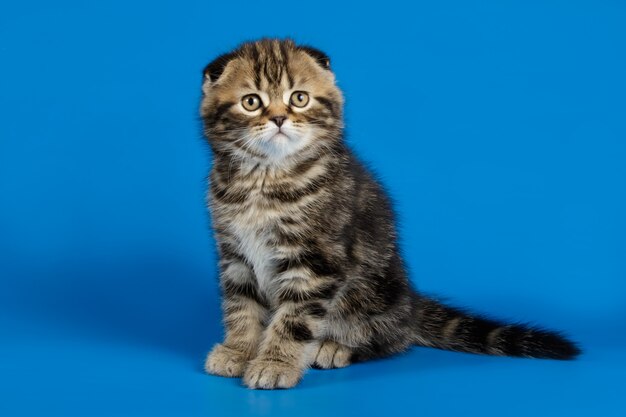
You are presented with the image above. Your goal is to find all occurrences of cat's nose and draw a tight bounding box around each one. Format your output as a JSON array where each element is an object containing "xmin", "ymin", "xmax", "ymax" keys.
[{"xmin": 270, "ymin": 116, "xmax": 287, "ymax": 127}]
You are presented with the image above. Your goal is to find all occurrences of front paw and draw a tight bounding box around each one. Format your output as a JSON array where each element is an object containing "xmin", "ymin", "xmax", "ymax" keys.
[
  {"xmin": 243, "ymin": 358, "xmax": 302, "ymax": 389},
  {"xmin": 205, "ymin": 344, "xmax": 248, "ymax": 377}
]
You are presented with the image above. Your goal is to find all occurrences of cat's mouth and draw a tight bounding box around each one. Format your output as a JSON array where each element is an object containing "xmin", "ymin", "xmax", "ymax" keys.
[
  {"xmin": 254, "ymin": 125, "xmax": 310, "ymax": 160},
  {"xmin": 256, "ymin": 130, "xmax": 295, "ymax": 154},
  {"xmin": 271, "ymin": 131, "xmax": 290, "ymax": 141},
  {"xmin": 267, "ymin": 126, "xmax": 294, "ymax": 142}
]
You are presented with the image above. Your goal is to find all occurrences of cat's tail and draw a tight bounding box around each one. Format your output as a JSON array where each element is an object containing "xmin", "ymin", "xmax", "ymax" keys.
[{"xmin": 411, "ymin": 294, "xmax": 581, "ymax": 360}]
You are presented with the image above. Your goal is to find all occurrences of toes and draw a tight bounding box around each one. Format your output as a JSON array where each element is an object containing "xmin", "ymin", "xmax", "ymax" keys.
[
  {"xmin": 205, "ymin": 344, "xmax": 248, "ymax": 377},
  {"xmin": 331, "ymin": 344, "xmax": 351, "ymax": 368},
  {"xmin": 314, "ymin": 341, "xmax": 351, "ymax": 369},
  {"xmin": 243, "ymin": 359, "xmax": 302, "ymax": 389},
  {"xmin": 313, "ymin": 342, "xmax": 336, "ymax": 369}
]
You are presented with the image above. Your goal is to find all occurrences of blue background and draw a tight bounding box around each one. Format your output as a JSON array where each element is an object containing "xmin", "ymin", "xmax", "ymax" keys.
[{"xmin": 1, "ymin": 1, "xmax": 625, "ymax": 416}]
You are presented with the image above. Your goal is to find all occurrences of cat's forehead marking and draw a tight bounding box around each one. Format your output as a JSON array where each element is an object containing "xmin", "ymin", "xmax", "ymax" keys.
[
  {"xmin": 229, "ymin": 40, "xmax": 323, "ymax": 94},
  {"xmin": 251, "ymin": 42, "xmax": 290, "ymax": 91}
]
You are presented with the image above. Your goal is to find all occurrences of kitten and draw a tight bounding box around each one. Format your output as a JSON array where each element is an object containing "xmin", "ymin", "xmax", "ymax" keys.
[{"xmin": 199, "ymin": 39, "xmax": 580, "ymax": 389}]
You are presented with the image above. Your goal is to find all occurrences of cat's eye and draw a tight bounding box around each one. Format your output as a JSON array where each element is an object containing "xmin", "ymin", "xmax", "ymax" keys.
[
  {"xmin": 241, "ymin": 94, "xmax": 262, "ymax": 111},
  {"xmin": 290, "ymin": 91, "xmax": 309, "ymax": 108}
]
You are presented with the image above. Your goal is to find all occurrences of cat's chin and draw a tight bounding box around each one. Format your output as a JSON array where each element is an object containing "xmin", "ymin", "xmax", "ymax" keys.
[{"xmin": 255, "ymin": 132, "xmax": 309, "ymax": 162}]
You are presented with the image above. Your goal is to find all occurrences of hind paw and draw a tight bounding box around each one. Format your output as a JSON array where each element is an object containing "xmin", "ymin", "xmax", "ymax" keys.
[{"xmin": 313, "ymin": 340, "xmax": 352, "ymax": 369}]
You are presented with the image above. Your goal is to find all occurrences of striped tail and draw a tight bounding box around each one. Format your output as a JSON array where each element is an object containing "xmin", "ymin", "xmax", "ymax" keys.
[{"xmin": 413, "ymin": 295, "xmax": 581, "ymax": 360}]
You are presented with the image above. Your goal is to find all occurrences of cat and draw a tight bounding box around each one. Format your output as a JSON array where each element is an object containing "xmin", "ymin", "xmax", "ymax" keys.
[{"xmin": 199, "ymin": 38, "xmax": 580, "ymax": 390}]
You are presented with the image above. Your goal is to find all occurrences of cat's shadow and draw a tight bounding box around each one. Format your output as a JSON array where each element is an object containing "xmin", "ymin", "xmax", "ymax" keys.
[
  {"xmin": 18, "ymin": 253, "xmax": 222, "ymax": 368},
  {"xmin": 296, "ymin": 350, "xmax": 484, "ymax": 390},
  {"xmin": 222, "ymin": 348, "xmax": 493, "ymax": 391}
]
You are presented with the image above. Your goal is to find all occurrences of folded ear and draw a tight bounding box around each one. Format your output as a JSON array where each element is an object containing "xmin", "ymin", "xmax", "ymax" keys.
[
  {"xmin": 203, "ymin": 51, "xmax": 237, "ymax": 83},
  {"xmin": 299, "ymin": 46, "xmax": 331, "ymax": 70}
]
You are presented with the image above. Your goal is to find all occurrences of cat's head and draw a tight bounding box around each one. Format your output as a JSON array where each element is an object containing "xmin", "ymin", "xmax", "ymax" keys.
[{"xmin": 200, "ymin": 39, "xmax": 343, "ymax": 164}]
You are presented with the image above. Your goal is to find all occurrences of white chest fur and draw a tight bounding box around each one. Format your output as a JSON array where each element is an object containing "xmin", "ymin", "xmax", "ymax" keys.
[{"xmin": 226, "ymin": 195, "xmax": 279, "ymax": 297}]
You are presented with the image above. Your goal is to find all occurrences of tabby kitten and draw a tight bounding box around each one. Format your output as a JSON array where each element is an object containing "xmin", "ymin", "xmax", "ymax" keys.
[{"xmin": 200, "ymin": 39, "xmax": 580, "ymax": 389}]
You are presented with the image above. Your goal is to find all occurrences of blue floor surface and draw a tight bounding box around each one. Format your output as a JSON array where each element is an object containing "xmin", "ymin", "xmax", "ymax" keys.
[{"xmin": 2, "ymin": 314, "xmax": 624, "ymax": 417}]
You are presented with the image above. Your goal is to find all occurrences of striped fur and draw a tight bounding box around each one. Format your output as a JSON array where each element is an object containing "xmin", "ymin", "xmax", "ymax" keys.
[{"xmin": 200, "ymin": 39, "xmax": 580, "ymax": 389}]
